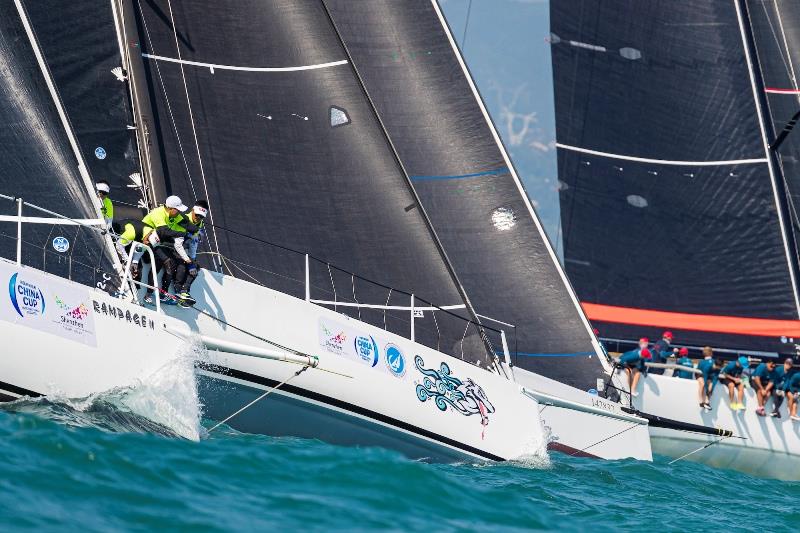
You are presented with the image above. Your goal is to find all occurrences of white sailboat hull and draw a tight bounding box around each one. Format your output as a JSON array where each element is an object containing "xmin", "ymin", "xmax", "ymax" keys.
[
  {"xmin": 170, "ymin": 271, "xmax": 546, "ymax": 461},
  {"xmin": 0, "ymin": 259, "xmax": 187, "ymax": 400},
  {"xmin": 513, "ymin": 368, "xmax": 652, "ymax": 461},
  {"xmin": 631, "ymin": 372, "xmax": 800, "ymax": 480}
]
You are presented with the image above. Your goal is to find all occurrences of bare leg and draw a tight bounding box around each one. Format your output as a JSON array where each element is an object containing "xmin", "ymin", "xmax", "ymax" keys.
[
  {"xmin": 697, "ymin": 377, "xmax": 706, "ymax": 404},
  {"xmin": 631, "ymin": 369, "xmax": 642, "ymax": 393},
  {"xmin": 736, "ymin": 382, "xmax": 744, "ymax": 404},
  {"xmin": 727, "ymin": 381, "xmax": 735, "ymax": 403}
]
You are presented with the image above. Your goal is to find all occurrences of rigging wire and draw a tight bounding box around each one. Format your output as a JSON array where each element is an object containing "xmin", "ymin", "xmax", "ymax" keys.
[
  {"xmin": 163, "ymin": 0, "xmax": 222, "ymax": 262},
  {"xmin": 460, "ymin": 0, "xmax": 473, "ymax": 52},
  {"xmin": 134, "ymin": 1, "xmax": 199, "ymax": 204},
  {"xmin": 207, "ymin": 365, "xmax": 312, "ymax": 433},
  {"xmin": 668, "ymin": 436, "xmax": 730, "ymax": 465}
]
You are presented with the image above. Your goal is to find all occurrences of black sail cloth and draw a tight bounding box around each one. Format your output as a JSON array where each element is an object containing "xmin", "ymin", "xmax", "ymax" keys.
[
  {"xmin": 21, "ymin": 0, "xmax": 145, "ymax": 219},
  {"xmin": 325, "ymin": 0, "xmax": 606, "ymax": 391},
  {"xmin": 552, "ymin": 0, "xmax": 800, "ymax": 355},
  {"xmin": 0, "ymin": 4, "xmax": 113, "ymax": 288},
  {"xmin": 131, "ymin": 0, "xmax": 490, "ymax": 363},
  {"xmin": 747, "ymin": 1, "xmax": 800, "ymax": 248}
]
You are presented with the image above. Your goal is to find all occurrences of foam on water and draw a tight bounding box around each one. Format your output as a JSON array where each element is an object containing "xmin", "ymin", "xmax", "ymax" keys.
[{"xmin": 2, "ymin": 339, "xmax": 205, "ymax": 440}]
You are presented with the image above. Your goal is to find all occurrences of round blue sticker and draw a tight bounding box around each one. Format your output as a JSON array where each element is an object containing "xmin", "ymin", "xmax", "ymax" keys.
[
  {"xmin": 94, "ymin": 146, "xmax": 107, "ymax": 160},
  {"xmin": 52, "ymin": 236, "xmax": 69, "ymax": 253}
]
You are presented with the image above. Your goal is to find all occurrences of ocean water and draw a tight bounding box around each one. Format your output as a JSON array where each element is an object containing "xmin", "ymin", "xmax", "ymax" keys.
[{"xmin": 1, "ymin": 377, "xmax": 799, "ymax": 531}]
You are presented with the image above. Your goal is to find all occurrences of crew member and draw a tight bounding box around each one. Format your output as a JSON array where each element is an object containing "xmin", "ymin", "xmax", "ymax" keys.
[
  {"xmin": 618, "ymin": 338, "xmax": 651, "ymax": 398},
  {"xmin": 650, "ymin": 331, "xmax": 674, "ymax": 375},
  {"xmin": 173, "ymin": 200, "xmax": 208, "ymax": 307},
  {"xmin": 785, "ymin": 371, "xmax": 800, "ymax": 421},
  {"xmin": 111, "ymin": 219, "xmax": 155, "ymax": 284},
  {"xmin": 771, "ymin": 358, "xmax": 795, "ymax": 418},
  {"xmin": 141, "ymin": 195, "xmax": 188, "ymax": 305},
  {"xmin": 719, "ymin": 356, "xmax": 749, "ymax": 411},
  {"xmin": 675, "ymin": 347, "xmax": 694, "ymax": 379},
  {"xmin": 96, "ymin": 181, "xmax": 113, "ymax": 229},
  {"xmin": 696, "ymin": 347, "xmax": 719, "ymax": 411},
  {"xmin": 751, "ymin": 360, "xmax": 777, "ymax": 417}
]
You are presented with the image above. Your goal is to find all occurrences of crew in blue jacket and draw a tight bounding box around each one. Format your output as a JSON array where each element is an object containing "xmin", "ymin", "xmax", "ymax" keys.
[
  {"xmin": 770, "ymin": 358, "xmax": 795, "ymax": 418},
  {"xmin": 719, "ymin": 356, "xmax": 749, "ymax": 411},
  {"xmin": 785, "ymin": 371, "xmax": 800, "ymax": 421},
  {"xmin": 751, "ymin": 360, "xmax": 777, "ymax": 416},
  {"xmin": 696, "ymin": 347, "xmax": 721, "ymax": 411},
  {"xmin": 650, "ymin": 331, "xmax": 674, "ymax": 375},
  {"xmin": 675, "ymin": 347, "xmax": 695, "ymax": 379},
  {"xmin": 618, "ymin": 338, "xmax": 652, "ymax": 398}
]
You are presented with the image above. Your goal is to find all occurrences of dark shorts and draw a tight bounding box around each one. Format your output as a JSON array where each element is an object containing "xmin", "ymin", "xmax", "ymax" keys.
[{"xmin": 718, "ymin": 377, "xmax": 741, "ymax": 386}]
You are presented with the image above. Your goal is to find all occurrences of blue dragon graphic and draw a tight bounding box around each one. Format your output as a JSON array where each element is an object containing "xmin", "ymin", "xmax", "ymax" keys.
[{"xmin": 414, "ymin": 355, "xmax": 495, "ymax": 428}]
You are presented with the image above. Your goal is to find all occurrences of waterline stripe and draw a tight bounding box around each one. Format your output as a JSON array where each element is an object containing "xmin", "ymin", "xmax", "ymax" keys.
[
  {"xmin": 410, "ymin": 167, "xmax": 510, "ymax": 181},
  {"xmin": 142, "ymin": 53, "xmax": 348, "ymax": 72},
  {"xmin": 556, "ymin": 143, "xmax": 767, "ymax": 167}
]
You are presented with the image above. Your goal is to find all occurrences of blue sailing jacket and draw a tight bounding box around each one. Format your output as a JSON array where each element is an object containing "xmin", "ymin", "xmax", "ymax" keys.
[{"xmin": 676, "ymin": 356, "xmax": 694, "ymax": 379}]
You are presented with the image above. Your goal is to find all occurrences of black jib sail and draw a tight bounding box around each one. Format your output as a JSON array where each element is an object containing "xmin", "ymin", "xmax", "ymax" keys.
[
  {"xmin": 552, "ymin": 0, "xmax": 800, "ymax": 355},
  {"xmin": 129, "ymin": 0, "xmax": 493, "ymax": 363},
  {"xmin": 0, "ymin": 3, "xmax": 114, "ymax": 288},
  {"xmin": 20, "ymin": 0, "xmax": 148, "ymax": 219},
  {"xmin": 324, "ymin": 0, "xmax": 606, "ymax": 390}
]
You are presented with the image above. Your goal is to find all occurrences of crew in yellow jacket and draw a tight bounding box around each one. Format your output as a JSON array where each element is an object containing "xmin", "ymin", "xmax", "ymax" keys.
[
  {"xmin": 141, "ymin": 195, "xmax": 188, "ymax": 305},
  {"xmin": 96, "ymin": 181, "xmax": 113, "ymax": 229}
]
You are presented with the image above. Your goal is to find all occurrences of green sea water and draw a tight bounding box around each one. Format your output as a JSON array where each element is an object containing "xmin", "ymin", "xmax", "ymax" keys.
[{"xmin": 1, "ymin": 394, "xmax": 798, "ymax": 532}]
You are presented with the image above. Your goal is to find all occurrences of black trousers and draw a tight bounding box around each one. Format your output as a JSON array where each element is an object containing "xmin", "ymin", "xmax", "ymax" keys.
[
  {"xmin": 174, "ymin": 262, "xmax": 198, "ymax": 294},
  {"xmin": 146, "ymin": 246, "xmax": 179, "ymax": 295}
]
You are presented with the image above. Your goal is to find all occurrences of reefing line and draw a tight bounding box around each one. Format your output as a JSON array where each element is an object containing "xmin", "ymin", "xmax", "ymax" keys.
[
  {"xmin": 556, "ymin": 143, "xmax": 767, "ymax": 167},
  {"xmin": 142, "ymin": 53, "xmax": 348, "ymax": 73}
]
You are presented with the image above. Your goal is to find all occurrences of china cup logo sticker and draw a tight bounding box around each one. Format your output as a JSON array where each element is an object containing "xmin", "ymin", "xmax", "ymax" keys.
[
  {"xmin": 384, "ymin": 343, "xmax": 406, "ymax": 378},
  {"xmin": 8, "ymin": 273, "xmax": 45, "ymax": 318},
  {"xmin": 354, "ymin": 335, "xmax": 379, "ymax": 367}
]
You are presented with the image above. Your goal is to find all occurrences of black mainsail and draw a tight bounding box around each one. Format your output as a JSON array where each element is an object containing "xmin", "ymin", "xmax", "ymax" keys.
[
  {"xmin": 0, "ymin": 2, "xmax": 113, "ymax": 287},
  {"xmin": 552, "ymin": 0, "xmax": 800, "ymax": 355},
  {"xmin": 129, "ymin": 0, "xmax": 493, "ymax": 363},
  {"xmin": 325, "ymin": 0, "xmax": 605, "ymax": 390}
]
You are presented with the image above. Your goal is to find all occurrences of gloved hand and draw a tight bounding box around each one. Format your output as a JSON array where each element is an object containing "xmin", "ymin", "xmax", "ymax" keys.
[
  {"xmin": 188, "ymin": 263, "xmax": 198, "ymax": 276},
  {"xmin": 131, "ymin": 262, "xmax": 139, "ymax": 278}
]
